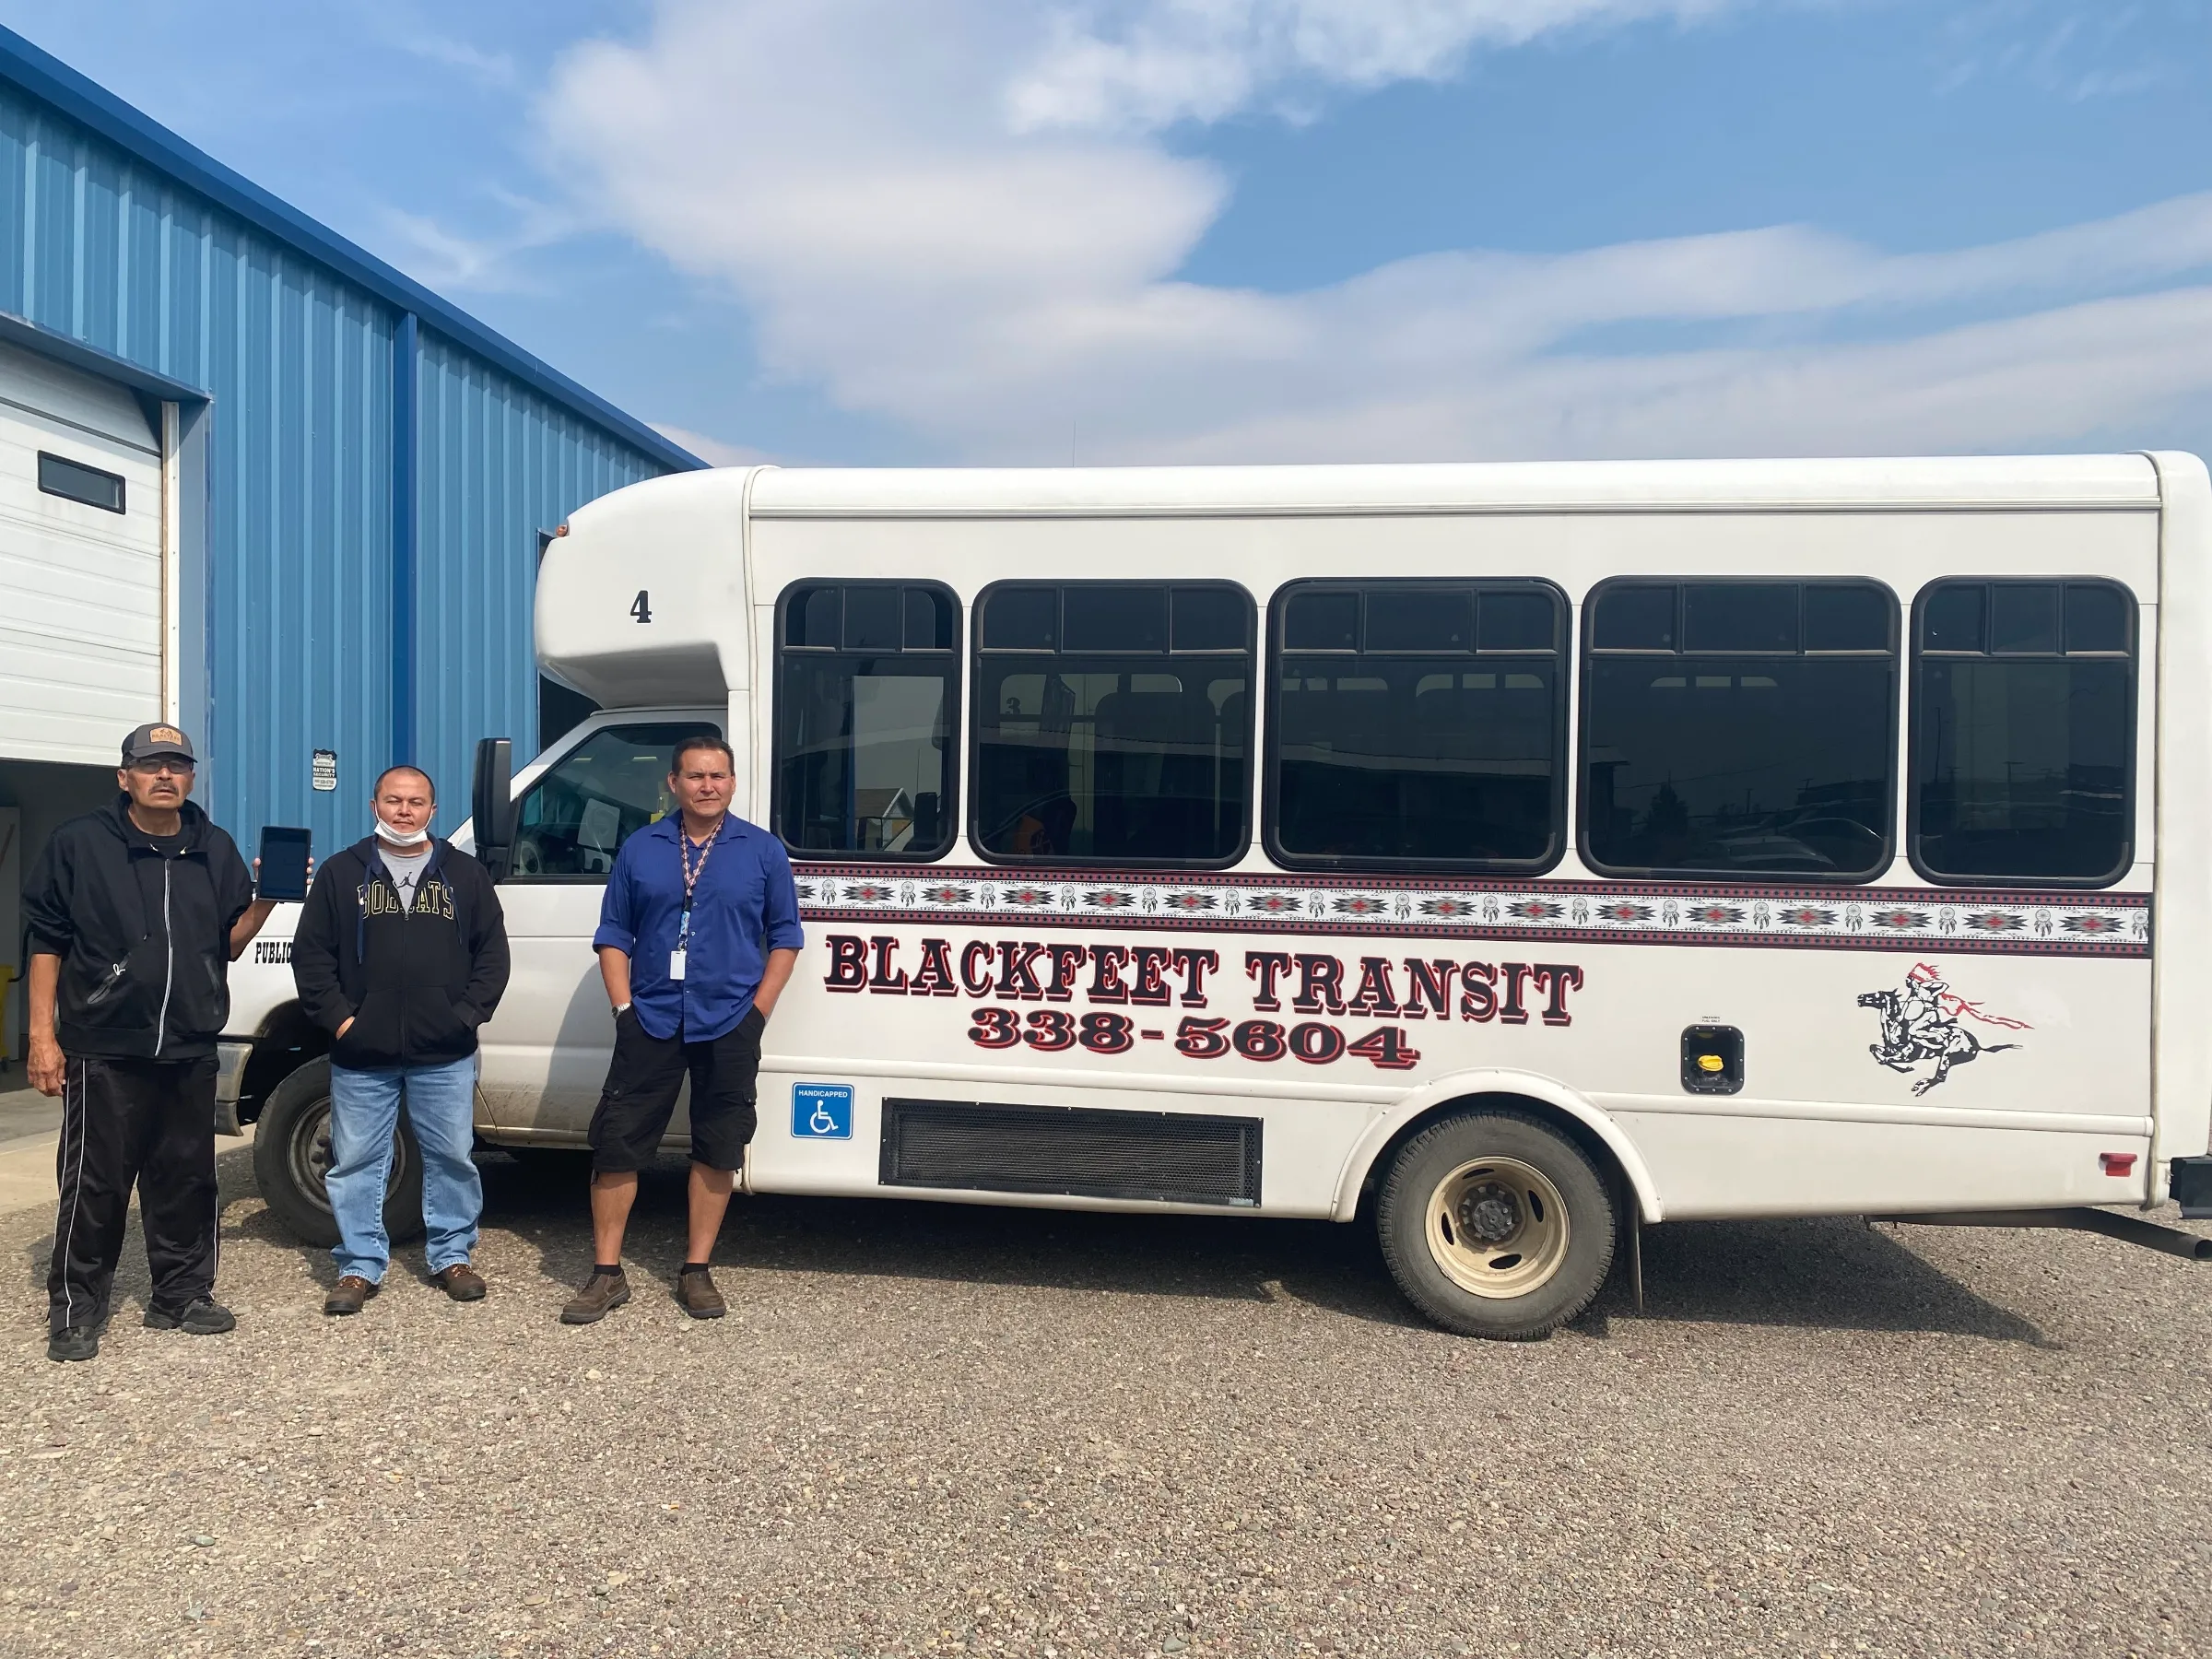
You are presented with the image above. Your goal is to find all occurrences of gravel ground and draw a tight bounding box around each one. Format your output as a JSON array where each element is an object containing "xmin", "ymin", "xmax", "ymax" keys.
[{"xmin": 2, "ymin": 1143, "xmax": 2208, "ymax": 1659}]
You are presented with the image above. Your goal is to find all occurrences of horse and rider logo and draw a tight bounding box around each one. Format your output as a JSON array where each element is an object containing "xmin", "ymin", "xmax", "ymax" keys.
[{"xmin": 1857, "ymin": 962, "xmax": 2029, "ymax": 1095}]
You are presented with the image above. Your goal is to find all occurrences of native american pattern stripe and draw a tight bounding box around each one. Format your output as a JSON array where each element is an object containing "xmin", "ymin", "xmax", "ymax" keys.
[{"xmin": 794, "ymin": 865, "xmax": 2150, "ymax": 958}]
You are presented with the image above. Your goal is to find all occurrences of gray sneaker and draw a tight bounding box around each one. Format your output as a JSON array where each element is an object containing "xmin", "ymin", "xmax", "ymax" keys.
[{"xmin": 560, "ymin": 1269, "xmax": 630, "ymax": 1324}]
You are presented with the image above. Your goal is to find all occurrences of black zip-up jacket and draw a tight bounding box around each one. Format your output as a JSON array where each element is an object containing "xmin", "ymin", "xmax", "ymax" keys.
[
  {"xmin": 24, "ymin": 796, "xmax": 255, "ymax": 1062},
  {"xmin": 290, "ymin": 837, "xmax": 510, "ymax": 1069}
]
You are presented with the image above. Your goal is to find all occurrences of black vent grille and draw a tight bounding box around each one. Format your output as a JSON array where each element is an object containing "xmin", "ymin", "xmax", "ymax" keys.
[{"xmin": 880, "ymin": 1099, "xmax": 1263, "ymax": 1207}]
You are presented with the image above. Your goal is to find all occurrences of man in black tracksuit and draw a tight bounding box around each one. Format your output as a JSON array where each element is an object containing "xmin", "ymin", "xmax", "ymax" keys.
[
  {"xmin": 289, "ymin": 765, "xmax": 508, "ymax": 1314},
  {"xmin": 24, "ymin": 724, "xmax": 280, "ymax": 1363}
]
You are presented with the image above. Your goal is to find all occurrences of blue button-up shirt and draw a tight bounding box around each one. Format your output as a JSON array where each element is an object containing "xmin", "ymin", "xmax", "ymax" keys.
[{"xmin": 593, "ymin": 814, "xmax": 805, "ymax": 1041}]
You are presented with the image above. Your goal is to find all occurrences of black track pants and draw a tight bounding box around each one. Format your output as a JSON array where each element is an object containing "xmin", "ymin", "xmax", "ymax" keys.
[{"xmin": 48, "ymin": 1054, "xmax": 219, "ymax": 1335}]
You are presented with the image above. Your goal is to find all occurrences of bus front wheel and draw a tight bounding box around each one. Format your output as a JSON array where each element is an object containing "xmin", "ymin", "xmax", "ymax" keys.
[
  {"xmin": 1377, "ymin": 1108, "xmax": 1616, "ymax": 1339},
  {"xmin": 250, "ymin": 1058, "xmax": 426, "ymax": 1250}
]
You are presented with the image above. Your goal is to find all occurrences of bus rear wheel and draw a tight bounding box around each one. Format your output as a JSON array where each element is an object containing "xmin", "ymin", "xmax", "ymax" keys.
[{"xmin": 1377, "ymin": 1108, "xmax": 1615, "ymax": 1339}]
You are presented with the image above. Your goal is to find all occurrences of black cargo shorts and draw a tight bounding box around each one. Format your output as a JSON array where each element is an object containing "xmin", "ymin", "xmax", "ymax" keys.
[{"xmin": 587, "ymin": 1006, "xmax": 765, "ymax": 1174}]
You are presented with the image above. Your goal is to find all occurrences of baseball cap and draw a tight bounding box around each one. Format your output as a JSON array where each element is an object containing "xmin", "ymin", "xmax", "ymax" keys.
[{"xmin": 121, "ymin": 723, "xmax": 196, "ymax": 766}]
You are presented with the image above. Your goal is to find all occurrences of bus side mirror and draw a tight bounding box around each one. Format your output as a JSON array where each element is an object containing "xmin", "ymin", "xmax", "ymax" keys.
[{"xmin": 471, "ymin": 737, "xmax": 515, "ymax": 876}]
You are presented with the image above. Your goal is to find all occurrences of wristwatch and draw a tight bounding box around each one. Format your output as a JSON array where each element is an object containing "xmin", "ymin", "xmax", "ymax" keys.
[{"xmin": 612, "ymin": 1002, "xmax": 631, "ymax": 1016}]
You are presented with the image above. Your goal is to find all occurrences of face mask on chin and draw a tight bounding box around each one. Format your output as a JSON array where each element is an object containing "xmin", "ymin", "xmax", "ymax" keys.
[{"xmin": 374, "ymin": 813, "xmax": 431, "ymax": 847}]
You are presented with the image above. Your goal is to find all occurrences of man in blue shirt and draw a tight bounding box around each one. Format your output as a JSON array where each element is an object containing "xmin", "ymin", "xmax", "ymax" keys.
[{"xmin": 562, "ymin": 735, "xmax": 803, "ymax": 1324}]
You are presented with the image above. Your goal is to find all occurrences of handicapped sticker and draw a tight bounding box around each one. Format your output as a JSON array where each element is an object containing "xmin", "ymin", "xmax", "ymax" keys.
[{"xmin": 791, "ymin": 1082, "xmax": 853, "ymax": 1140}]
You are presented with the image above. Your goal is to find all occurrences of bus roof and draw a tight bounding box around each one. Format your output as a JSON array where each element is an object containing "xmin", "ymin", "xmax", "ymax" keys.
[{"xmin": 742, "ymin": 454, "xmax": 2164, "ymax": 518}]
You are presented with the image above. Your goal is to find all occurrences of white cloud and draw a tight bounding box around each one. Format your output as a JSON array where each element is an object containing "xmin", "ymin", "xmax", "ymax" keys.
[
  {"xmin": 1138, "ymin": 286, "xmax": 2212, "ymax": 464},
  {"xmin": 1008, "ymin": 0, "xmax": 1737, "ymax": 132},
  {"xmin": 381, "ymin": 210, "xmax": 520, "ymax": 292},
  {"xmin": 378, "ymin": 191, "xmax": 579, "ymax": 295},
  {"xmin": 1933, "ymin": 1, "xmax": 2184, "ymax": 104},
  {"xmin": 546, "ymin": 0, "xmax": 2212, "ymax": 465},
  {"xmin": 651, "ymin": 424, "xmax": 777, "ymax": 468},
  {"xmin": 394, "ymin": 30, "xmax": 520, "ymax": 90}
]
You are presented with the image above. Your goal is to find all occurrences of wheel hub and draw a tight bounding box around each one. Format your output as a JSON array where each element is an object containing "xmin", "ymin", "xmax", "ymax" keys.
[
  {"xmin": 1423, "ymin": 1156, "xmax": 1572, "ymax": 1300},
  {"xmin": 1458, "ymin": 1182, "xmax": 1521, "ymax": 1244}
]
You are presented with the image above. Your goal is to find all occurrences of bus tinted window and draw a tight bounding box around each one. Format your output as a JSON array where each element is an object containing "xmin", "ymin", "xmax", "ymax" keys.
[
  {"xmin": 1269, "ymin": 582, "xmax": 1565, "ymax": 869},
  {"xmin": 972, "ymin": 582, "xmax": 1253, "ymax": 865},
  {"xmin": 1582, "ymin": 581, "xmax": 1898, "ymax": 879},
  {"xmin": 1803, "ymin": 582, "xmax": 1891, "ymax": 651},
  {"xmin": 1912, "ymin": 580, "xmax": 2135, "ymax": 884},
  {"xmin": 776, "ymin": 583, "xmax": 959, "ymax": 859},
  {"xmin": 1685, "ymin": 582, "xmax": 1797, "ymax": 652},
  {"xmin": 1592, "ymin": 583, "xmax": 1676, "ymax": 650}
]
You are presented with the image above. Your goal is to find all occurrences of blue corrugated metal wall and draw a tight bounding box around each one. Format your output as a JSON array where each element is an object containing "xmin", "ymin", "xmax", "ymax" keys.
[
  {"xmin": 0, "ymin": 77, "xmax": 677, "ymax": 852},
  {"xmin": 415, "ymin": 329, "xmax": 659, "ymax": 826}
]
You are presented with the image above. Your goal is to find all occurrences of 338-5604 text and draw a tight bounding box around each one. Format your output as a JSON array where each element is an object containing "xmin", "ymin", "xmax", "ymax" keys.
[{"xmin": 964, "ymin": 1008, "xmax": 1424, "ymax": 1069}]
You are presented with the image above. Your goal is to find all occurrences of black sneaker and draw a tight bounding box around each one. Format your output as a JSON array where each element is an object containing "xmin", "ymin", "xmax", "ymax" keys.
[
  {"xmin": 143, "ymin": 1298, "xmax": 236, "ymax": 1335},
  {"xmin": 46, "ymin": 1325, "xmax": 99, "ymax": 1363}
]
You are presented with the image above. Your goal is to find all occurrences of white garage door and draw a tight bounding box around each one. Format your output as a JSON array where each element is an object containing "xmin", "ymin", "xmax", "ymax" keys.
[{"xmin": 0, "ymin": 337, "xmax": 164, "ymax": 767}]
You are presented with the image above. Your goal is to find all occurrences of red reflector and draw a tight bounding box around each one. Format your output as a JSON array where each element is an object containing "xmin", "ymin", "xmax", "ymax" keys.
[{"xmin": 2100, "ymin": 1152, "xmax": 2137, "ymax": 1177}]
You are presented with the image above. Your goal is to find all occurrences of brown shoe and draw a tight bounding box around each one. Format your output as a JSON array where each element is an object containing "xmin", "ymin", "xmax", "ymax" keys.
[
  {"xmin": 432, "ymin": 1264, "xmax": 487, "ymax": 1302},
  {"xmin": 677, "ymin": 1266, "xmax": 726, "ymax": 1320},
  {"xmin": 559, "ymin": 1268, "xmax": 630, "ymax": 1325},
  {"xmin": 324, "ymin": 1276, "xmax": 378, "ymax": 1316}
]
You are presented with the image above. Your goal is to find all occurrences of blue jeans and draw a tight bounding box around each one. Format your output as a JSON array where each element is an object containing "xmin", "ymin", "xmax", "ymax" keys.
[{"xmin": 326, "ymin": 1054, "xmax": 481, "ymax": 1281}]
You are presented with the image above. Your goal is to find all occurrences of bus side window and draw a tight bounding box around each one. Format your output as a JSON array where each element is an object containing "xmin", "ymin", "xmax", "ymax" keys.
[
  {"xmin": 1265, "ymin": 581, "xmax": 1567, "ymax": 871},
  {"xmin": 971, "ymin": 582, "xmax": 1254, "ymax": 865},
  {"xmin": 1581, "ymin": 580, "xmax": 1899, "ymax": 881},
  {"xmin": 773, "ymin": 582, "xmax": 960, "ymax": 859},
  {"xmin": 506, "ymin": 722, "xmax": 723, "ymax": 880},
  {"xmin": 1911, "ymin": 580, "xmax": 2136, "ymax": 885}
]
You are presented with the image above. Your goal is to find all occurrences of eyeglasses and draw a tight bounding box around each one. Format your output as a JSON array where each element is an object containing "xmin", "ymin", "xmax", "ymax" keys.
[{"xmin": 128, "ymin": 759, "xmax": 194, "ymax": 777}]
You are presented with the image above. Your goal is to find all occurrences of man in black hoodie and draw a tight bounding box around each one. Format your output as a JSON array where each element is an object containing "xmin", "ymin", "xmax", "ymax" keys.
[
  {"xmin": 290, "ymin": 765, "xmax": 508, "ymax": 1314},
  {"xmin": 24, "ymin": 723, "xmax": 281, "ymax": 1363}
]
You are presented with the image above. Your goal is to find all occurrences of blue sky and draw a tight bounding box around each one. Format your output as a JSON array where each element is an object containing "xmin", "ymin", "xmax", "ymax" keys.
[{"xmin": 4, "ymin": 1, "xmax": 2207, "ymax": 467}]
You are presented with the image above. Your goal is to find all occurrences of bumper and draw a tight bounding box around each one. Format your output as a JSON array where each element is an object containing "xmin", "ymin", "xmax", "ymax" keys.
[{"xmin": 214, "ymin": 1040, "xmax": 253, "ymax": 1136}]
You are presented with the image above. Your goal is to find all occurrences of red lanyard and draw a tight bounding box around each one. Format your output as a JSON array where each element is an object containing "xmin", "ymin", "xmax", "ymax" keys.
[{"xmin": 678, "ymin": 823, "xmax": 718, "ymax": 942}]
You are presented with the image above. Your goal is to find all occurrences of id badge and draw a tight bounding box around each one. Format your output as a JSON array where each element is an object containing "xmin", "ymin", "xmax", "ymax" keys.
[{"xmin": 668, "ymin": 947, "xmax": 688, "ymax": 982}]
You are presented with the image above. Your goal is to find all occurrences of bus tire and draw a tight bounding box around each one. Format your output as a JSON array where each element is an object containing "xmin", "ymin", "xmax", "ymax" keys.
[
  {"xmin": 250, "ymin": 1058, "xmax": 426, "ymax": 1250},
  {"xmin": 1376, "ymin": 1108, "xmax": 1615, "ymax": 1340}
]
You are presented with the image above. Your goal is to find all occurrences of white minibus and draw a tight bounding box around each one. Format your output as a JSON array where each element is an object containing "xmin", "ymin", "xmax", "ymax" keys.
[{"xmin": 223, "ymin": 455, "xmax": 2212, "ymax": 1337}]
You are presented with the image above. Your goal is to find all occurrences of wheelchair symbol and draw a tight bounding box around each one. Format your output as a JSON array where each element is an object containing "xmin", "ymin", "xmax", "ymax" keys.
[{"xmin": 791, "ymin": 1083, "xmax": 853, "ymax": 1140}]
